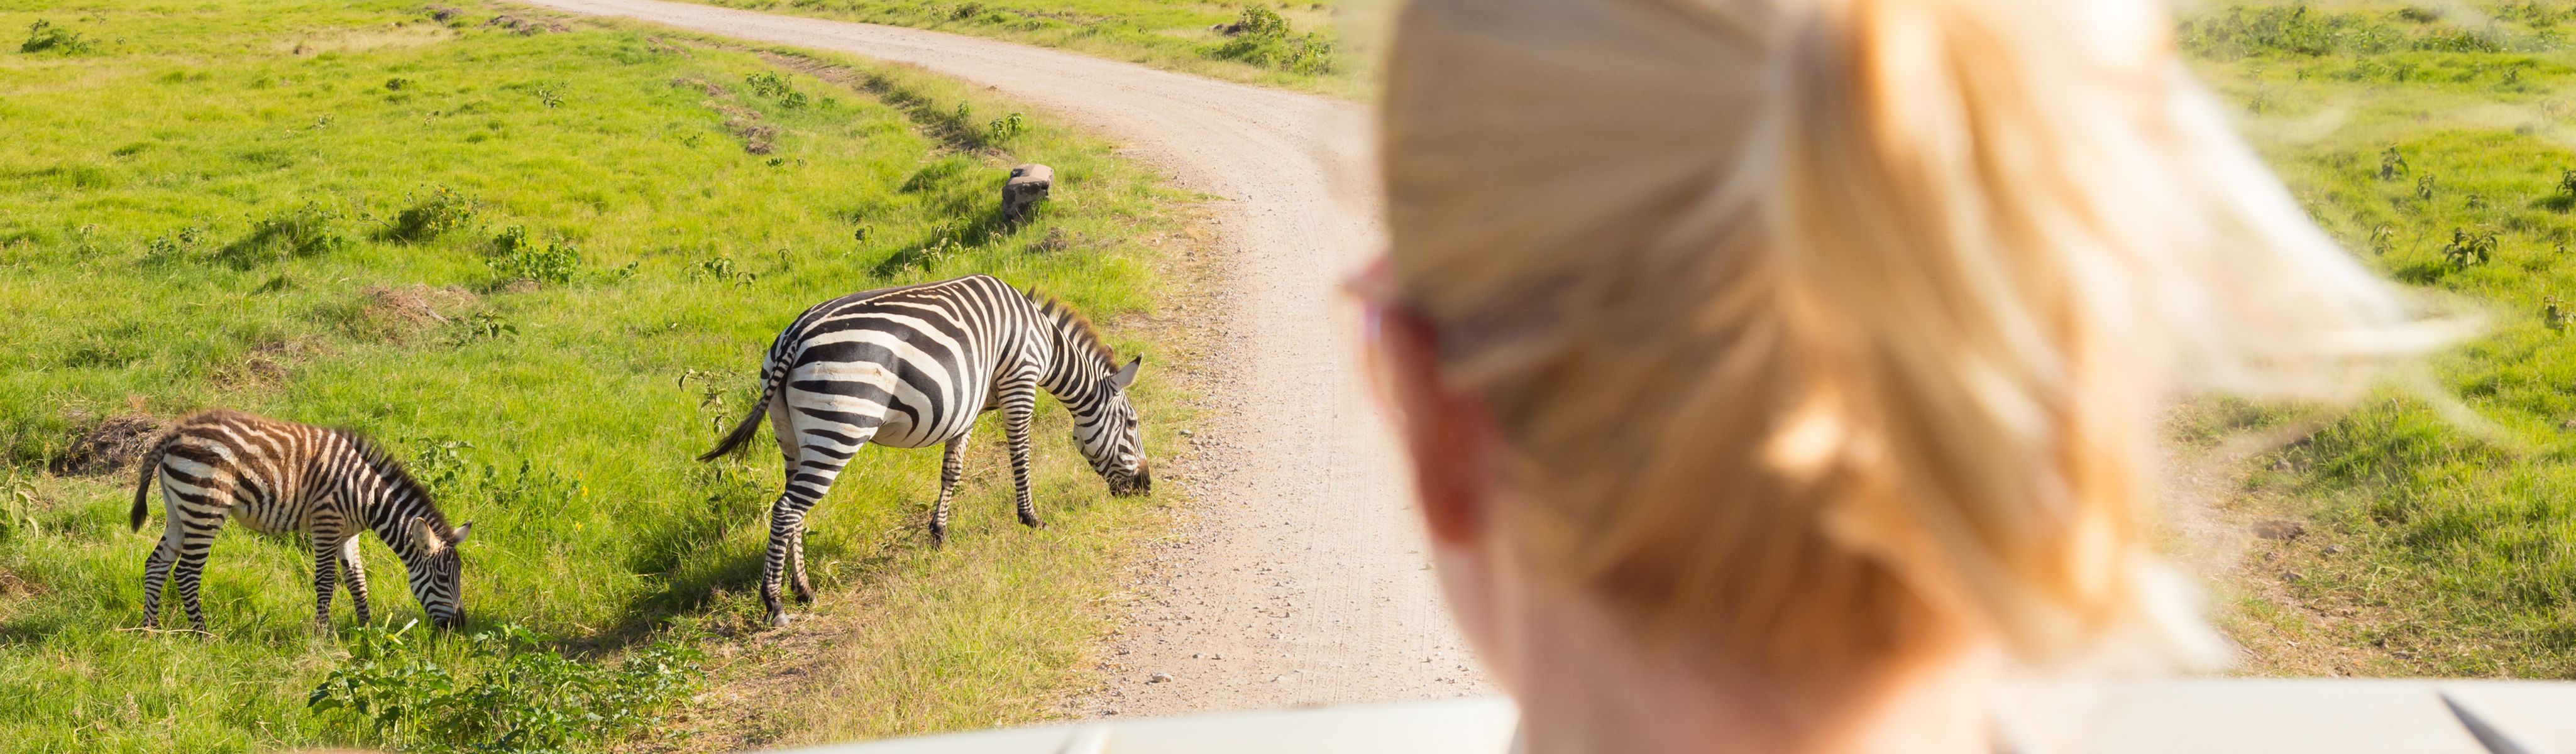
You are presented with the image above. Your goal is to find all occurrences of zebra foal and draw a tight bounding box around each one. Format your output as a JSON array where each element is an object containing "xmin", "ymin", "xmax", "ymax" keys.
[
  {"xmin": 700, "ymin": 274, "xmax": 1150, "ymax": 626},
  {"xmin": 130, "ymin": 410, "xmax": 472, "ymax": 634}
]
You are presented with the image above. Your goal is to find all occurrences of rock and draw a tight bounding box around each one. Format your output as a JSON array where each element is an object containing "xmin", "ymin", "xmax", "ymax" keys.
[
  {"xmin": 1001, "ymin": 163, "xmax": 1054, "ymax": 221},
  {"xmin": 2323, "ymin": 545, "xmax": 2344, "ymax": 555},
  {"xmin": 2282, "ymin": 571, "xmax": 2305, "ymax": 583},
  {"xmin": 2252, "ymin": 518, "xmax": 2306, "ymax": 541},
  {"xmin": 1147, "ymin": 672, "xmax": 1173, "ymax": 684}
]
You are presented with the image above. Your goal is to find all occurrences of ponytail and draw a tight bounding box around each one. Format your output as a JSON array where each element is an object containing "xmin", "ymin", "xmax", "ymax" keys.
[{"xmin": 1380, "ymin": 0, "xmax": 2443, "ymax": 679}]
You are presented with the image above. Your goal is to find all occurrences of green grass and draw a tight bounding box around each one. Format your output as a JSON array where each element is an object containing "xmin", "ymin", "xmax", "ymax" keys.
[
  {"xmin": 671, "ymin": 0, "xmax": 1365, "ymax": 97},
  {"xmin": 0, "ymin": 1, "xmax": 1190, "ymax": 751},
  {"xmin": 2183, "ymin": 1, "xmax": 2576, "ymax": 678}
]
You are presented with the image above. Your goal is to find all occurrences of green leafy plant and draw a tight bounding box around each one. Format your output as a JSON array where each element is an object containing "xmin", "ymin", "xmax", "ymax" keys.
[
  {"xmin": 2444, "ymin": 227, "xmax": 2497, "ymax": 268},
  {"xmin": 309, "ymin": 621, "xmax": 702, "ymax": 753},
  {"xmin": 740, "ymin": 72, "xmax": 808, "ymax": 108},
  {"xmin": 2379, "ymin": 146, "xmax": 2409, "ymax": 180},
  {"xmin": 20, "ymin": 20, "xmax": 92, "ymax": 55},
  {"xmin": 382, "ymin": 186, "xmax": 475, "ymax": 243},
  {"xmin": 485, "ymin": 227, "xmax": 580, "ymax": 287},
  {"xmin": 690, "ymin": 255, "xmax": 756, "ymax": 286},
  {"xmin": 1207, "ymin": 6, "xmax": 1336, "ymax": 75},
  {"xmin": 213, "ymin": 202, "xmax": 349, "ymax": 269},
  {"xmin": 987, "ymin": 111, "xmax": 1026, "ymax": 142},
  {"xmin": 460, "ymin": 312, "xmax": 517, "ymax": 341}
]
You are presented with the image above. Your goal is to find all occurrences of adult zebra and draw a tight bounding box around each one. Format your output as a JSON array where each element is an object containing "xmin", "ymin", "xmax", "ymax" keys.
[
  {"xmin": 129, "ymin": 410, "xmax": 472, "ymax": 634},
  {"xmin": 700, "ymin": 273, "xmax": 1150, "ymax": 626}
]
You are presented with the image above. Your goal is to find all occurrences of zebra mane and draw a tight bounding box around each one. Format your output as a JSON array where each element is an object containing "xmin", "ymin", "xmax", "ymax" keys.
[
  {"xmin": 1028, "ymin": 289, "xmax": 1118, "ymax": 367},
  {"xmin": 339, "ymin": 430, "xmax": 451, "ymax": 532}
]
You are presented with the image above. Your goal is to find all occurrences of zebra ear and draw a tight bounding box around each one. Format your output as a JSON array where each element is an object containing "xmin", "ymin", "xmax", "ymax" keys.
[
  {"xmin": 1109, "ymin": 356, "xmax": 1142, "ymax": 391},
  {"xmin": 450, "ymin": 522, "xmax": 473, "ymax": 545},
  {"xmin": 409, "ymin": 516, "xmax": 445, "ymax": 553}
]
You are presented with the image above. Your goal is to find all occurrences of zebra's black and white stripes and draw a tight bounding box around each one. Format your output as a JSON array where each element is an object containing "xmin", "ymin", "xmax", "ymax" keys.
[
  {"xmin": 700, "ymin": 274, "xmax": 1150, "ymax": 626},
  {"xmin": 131, "ymin": 410, "xmax": 472, "ymax": 633}
]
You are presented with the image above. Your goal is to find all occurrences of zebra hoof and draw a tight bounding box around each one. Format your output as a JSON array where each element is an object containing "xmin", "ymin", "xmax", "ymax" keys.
[{"xmin": 768, "ymin": 613, "xmax": 792, "ymax": 629}]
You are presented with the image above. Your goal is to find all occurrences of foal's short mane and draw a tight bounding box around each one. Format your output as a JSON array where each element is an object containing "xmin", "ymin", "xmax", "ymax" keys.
[
  {"xmin": 1026, "ymin": 288, "xmax": 1117, "ymax": 366},
  {"xmin": 338, "ymin": 430, "xmax": 451, "ymax": 532}
]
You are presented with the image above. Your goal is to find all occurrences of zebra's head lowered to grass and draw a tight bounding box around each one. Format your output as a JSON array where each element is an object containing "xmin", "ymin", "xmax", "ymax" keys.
[
  {"xmin": 1082, "ymin": 356, "xmax": 1152, "ymax": 496},
  {"xmin": 400, "ymin": 515, "xmax": 473, "ymax": 630},
  {"xmin": 1035, "ymin": 295, "xmax": 1152, "ymax": 497}
]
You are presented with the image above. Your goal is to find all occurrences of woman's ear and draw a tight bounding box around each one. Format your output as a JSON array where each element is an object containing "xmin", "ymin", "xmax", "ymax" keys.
[{"xmin": 1375, "ymin": 305, "xmax": 1492, "ymax": 547}]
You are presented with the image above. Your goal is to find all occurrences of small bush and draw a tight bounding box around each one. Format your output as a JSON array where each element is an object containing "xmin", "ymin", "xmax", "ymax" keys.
[
  {"xmin": 1206, "ymin": 6, "xmax": 1336, "ymax": 75},
  {"xmin": 309, "ymin": 621, "xmax": 702, "ymax": 753},
  {"xmin": 381, "ymin": 186, "xmax": 475, "ymax": 243},
  {"xmin": 214, "ymin": 202, "xmax": 348, "ymax": 269},
  {"xmin": 20, "ymin": 20, "xmax": 92, "ymax": 55},
  {"xmin": 690, "ymin": 255, "xmax": 756, "ymax": 285},
  {"xmin": 460, "ymin": 312, "xmax": 517, "ymax": 341},
  {"xmin": 743, "ymin": 71, "xmax": 806, "ymax": 108},
  {"xmin": 485, "ymin": 227, "xmax": 580, "ymax": 287},
  {"xmin": 987, "ymin": 111, "xmax": 1026, "ymax": 142},
  {"xmin": 2444, "ymin": 227, "xmax": 2497, "ymax": 268}
]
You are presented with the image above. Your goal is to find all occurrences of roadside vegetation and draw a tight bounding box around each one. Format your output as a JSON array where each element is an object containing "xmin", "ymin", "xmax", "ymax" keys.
[
  {"xmin": 676, "ymin": 0, "xmax": 1364, "ymax": 97},
  {"xmin": 0, "ymin": 1, "xmax": 1189, "ymax": 750},
  {"xmin": 2181, "ymin": 1, "xmax": 2576, "ymax": 679}
]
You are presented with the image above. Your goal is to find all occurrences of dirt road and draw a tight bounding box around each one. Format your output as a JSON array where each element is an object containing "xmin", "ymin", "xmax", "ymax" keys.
[{"xmin": 517, "ymin": 0, "xmax": 1492, "ymax": 717}]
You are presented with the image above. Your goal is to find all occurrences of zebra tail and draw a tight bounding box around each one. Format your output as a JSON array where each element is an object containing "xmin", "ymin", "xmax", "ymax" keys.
[
  {"xmin": 698, "ymin": 376, "xmax": 776, "ymax": 462},
  {"xmin": 128, "ymin": 439, "xmax": 168, "ymax": 532}
]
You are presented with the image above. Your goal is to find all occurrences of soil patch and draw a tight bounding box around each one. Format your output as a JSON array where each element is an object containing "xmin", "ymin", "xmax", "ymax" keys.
[
  {"xmin": 355, "ymin": 283, "xmax": 479, "ymax": 339},
  {"xmin": 50, "ymin": 412, "xmax": 168, "ymax": 476}
]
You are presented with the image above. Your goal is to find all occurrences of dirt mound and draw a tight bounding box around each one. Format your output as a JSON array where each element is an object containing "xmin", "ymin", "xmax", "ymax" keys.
[
  {"xmin": 52, "ymin": 412, "xmax": 168, "ymax": 476},
  {"xmin": 351, "ymin": 284, "xmax": 479, "ymax": 341},
  {"xmin": 363, "ymin": 283, "xmax": 476, "ymax": 325},
  {"xmin": 483, "ymin": 14, "xmax": 570, "ymax": 35},
  {"xmin": 0, "ymin": 569, "xmax": 41, "ymax": 598}
]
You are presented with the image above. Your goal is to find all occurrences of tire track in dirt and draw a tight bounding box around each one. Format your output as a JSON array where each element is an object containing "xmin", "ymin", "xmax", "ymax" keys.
[{"xmin": 514, "ymin": 0, "xmax": 1494, "ymax": 718}]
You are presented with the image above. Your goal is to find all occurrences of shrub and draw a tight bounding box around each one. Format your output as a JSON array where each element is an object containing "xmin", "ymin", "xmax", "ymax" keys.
[
  {"xmin": 2444, "ymin": 227, "xmax": 2497, "ymax": 268},
  {"xmin": 1206, "ymin": 6, "xmax": 1336, "ymax": 75},
  {"xmin": 382, "ymin": 186, "xmax": 475, "ymax": 243},
  {"xmin": 743, "ymin": 71, "xmax": 804, "ymax": 108},
  {"xmin": 213, "ymin": 202, "xmax": 348, "ymax": 269},
  {"xmin": 987, "ymin": 111, "xmax": 1026, "ymax": 142},
  {"xmin": 485, "ymin": 227, "xmax": 580, "ymax": 287},
  {"xmin": 20, "ymin": 20, "xmax": 92, "ymax": 55},
  {"xmin": 309, "ymin": 621, "xmax": 702, "ymax": 753}
]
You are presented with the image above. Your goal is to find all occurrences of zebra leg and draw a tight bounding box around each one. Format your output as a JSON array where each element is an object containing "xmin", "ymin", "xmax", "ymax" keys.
[
  {"xmin": 762, "ymin": 447, "xmax": 848, "ymax": 626},
  {"xmin": 140, "ymin": 518, "xmax": 179, "ymax": 630},
  {"xmin": 1002, "ymin": 381, "xmax": 1043, "ymax": 528},
  {"xmin": 169, "ymin": 506, "xmax": 227, "ymax": 634},
  {"xmin": 930, "ymin": 433, "xmax": 971, "ymax": 545},
  {"xmin": 339, "ymin": 536, "xmax": 372, "ymax": 626},
  {"xmin": 786, "ymin": 525, "xmax": 812, "ymax": 604},
  {"xmin": 310, "ymin": 532, "xmax": 341, "ymax": 635}
]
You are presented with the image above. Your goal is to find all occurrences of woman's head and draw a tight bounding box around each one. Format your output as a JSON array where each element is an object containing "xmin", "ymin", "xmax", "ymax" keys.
[{"xmin": 1374, "ymin": 0, "xmax": 2443, "ymax": 693}]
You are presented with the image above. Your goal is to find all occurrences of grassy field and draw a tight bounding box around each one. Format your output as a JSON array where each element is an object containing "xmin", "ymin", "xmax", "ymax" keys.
[
  {"xmin": 0, "ymin": 1, "xmax": 1192, "ymax": 751},
  {"xmin": 671, "ymin": 0, "xmax": 1365, "ymax": 97},
  {"xmin": 2180, "ymin": 1, "xmax": 2576, "ymax": 679}
]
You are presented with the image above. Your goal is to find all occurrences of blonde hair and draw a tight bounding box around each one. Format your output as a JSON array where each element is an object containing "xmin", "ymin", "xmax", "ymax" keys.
[{"xmin": 1379, "ymin": 0, "xmax": 2449, "ymax": 681}]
